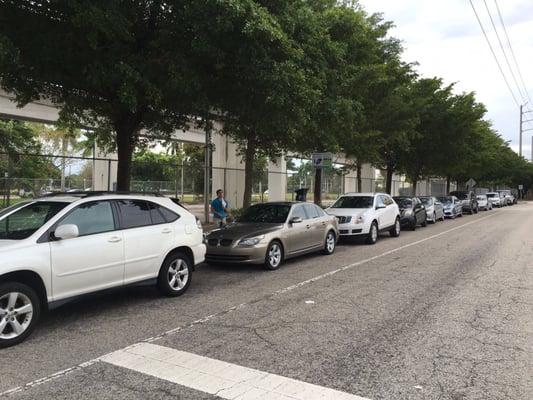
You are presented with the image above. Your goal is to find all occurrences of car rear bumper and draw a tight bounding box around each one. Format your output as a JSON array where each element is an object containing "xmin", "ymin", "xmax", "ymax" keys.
[{"xmin": 192, "ymin": 243, "xmax": 207, "ymax": 265}]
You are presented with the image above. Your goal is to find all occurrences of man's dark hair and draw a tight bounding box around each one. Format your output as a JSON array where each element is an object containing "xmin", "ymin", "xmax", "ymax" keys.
[{"xmin": 216, "ymin": 189, "xmax": 223, "ymax": 195}]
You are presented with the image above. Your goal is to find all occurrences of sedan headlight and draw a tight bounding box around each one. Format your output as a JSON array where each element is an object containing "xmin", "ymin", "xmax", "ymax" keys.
[
  {"xmin": 238, "ymin": 235, "xmax": 265, "ymax": 247},
  {"xmin": 195, "ymin": 217, "xmax": 202, "ymax": 230},
  {"xmin": 402, "ymin": 209, "xmax": 413, "ymax": 216}
]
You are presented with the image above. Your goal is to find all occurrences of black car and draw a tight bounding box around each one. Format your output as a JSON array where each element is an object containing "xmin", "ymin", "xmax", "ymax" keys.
[
  {"xmin": 449, "ymin": 190, "xmax": 478, "ymax": 214},
  {"xmin": 393, "ymin": 196, "xmax": 427, "ymax": 230}
]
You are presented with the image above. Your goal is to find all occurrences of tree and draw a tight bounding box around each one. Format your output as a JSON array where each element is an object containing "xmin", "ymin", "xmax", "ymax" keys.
[
  {"xmin": 398, "ymin": 78, "xmax": 455, "ymax": 195},
  {"xmin": 291, "ymin": 3, "xmax": 387, "ymax": 205},
  {"xmin": 0, "ymin": 120, "xmax": 59, "ymax": 188},
  {"xmin": 211, "ymin": 0, "xmax": 323, "ymax": 208},
  {"xmin": 0, "ymin": 0, "xmax": 286, "ymax": 191}
]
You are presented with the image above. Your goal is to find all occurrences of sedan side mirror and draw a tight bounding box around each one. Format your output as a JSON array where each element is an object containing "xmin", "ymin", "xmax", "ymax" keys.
[
  {"xmin": 54, "ymin": 224, "xmax": 79, "ymax": 240},
  {"xmin": 289, "ymin": 216, "xmax": 303, "ymax": 224}
]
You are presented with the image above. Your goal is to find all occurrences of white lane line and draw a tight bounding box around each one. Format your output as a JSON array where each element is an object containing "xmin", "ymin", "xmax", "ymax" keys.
[
  {"xmin": 101, "ymin": 342, "xmax": 370, "ymax": 400},
  {"xmin": 1, "ymin": 211, "xmax": 499, "ymax": 397}
]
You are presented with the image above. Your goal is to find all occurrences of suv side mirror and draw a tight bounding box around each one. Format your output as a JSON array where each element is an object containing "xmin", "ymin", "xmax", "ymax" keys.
[
  {"xmin": 375, "ymin": 204, "xmax": 386, "ymax": 210},
  {"xmin": 289, "ymin": 216, "xmax": 303, "ymax": 224},
  {"xmin": 54, "ymin": 224, "xmax": 79, "ymax": 240}
]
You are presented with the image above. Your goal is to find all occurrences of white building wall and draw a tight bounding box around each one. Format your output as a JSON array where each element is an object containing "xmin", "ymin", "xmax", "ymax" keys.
[{"xmin": 268, "ymin": 156, "xmax": 287, "ymax": 202}]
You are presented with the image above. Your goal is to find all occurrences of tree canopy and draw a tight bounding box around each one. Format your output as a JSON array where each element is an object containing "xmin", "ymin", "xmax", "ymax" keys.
[{"xmin": 0, "ymin": 0, "xmax": 530, "ymax": 199}]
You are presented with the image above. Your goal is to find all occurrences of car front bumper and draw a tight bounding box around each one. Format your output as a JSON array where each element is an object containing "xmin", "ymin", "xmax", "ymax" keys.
[
  {"xmin": 400, "ymin": 215, "xmax": 416, "ymax": 226},
  {"xmin": 205, "ymin": 242, "xmax": 268, "ymax": 264},
  {"xmin": 336, "ymin": 221, "xmax": 369, "ymax": 236}
]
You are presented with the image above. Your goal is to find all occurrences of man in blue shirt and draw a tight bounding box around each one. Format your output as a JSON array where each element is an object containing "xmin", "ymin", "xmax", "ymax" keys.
[{"xmin": 211, "ymin": 189, "xmax": 229, "ymax": 227}]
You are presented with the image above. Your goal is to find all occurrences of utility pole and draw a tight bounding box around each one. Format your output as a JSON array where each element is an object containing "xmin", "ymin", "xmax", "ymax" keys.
[
  {"xmin": 519, "ymin": 104, "xmax": 522, "ymax": 157},
  {"xmin": 519, "ymin": 104, "xmax": 533, "ymax": 158}
]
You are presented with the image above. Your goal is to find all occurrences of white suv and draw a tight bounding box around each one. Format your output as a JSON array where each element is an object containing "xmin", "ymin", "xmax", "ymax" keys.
[
  {"xmin": 326, "ymin": 193, "xmax": 401, "ymax": 244},
  {"xmin": 0, "ymin": 192, "xmax": 206, "ymax": 348}
]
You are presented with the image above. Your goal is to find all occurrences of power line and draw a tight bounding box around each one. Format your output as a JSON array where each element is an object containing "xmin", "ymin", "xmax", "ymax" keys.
[
  {"xmin": 493, "ymin": 0, "xmax": 532, "ymax": 105},
  {"xmin": 468, "ymin": 0, "xmax": 520, "ymax": 107},
  {"xmin": 482, "ymin": 0, "xmax": 526, "ymax": 102}
]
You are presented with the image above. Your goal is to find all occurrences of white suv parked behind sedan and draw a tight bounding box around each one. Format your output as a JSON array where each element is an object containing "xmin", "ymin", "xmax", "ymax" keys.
[
  {"xmin": 0, "ymin": 192, "xmax": 206, "ymax": 348},
  {"xmin": 326, "ymin": 193, "xmax": 401, "ymax": 244}
]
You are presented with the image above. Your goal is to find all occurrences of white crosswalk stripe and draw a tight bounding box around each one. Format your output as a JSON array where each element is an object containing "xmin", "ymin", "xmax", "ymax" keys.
[{"xmin": 101, "ymin": 343, "xmax": 371, "ymax": 400}]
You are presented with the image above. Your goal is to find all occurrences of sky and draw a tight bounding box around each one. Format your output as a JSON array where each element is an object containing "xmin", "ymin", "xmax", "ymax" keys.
[{"xmin": 358, "ymin": 0, "xmax": 533, "ymax": 160}]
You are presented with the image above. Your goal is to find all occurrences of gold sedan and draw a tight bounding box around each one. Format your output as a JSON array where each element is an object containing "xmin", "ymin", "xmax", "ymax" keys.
[{"xmin": 205, "ymin": 202, "xmax": 339, "ymax": 270}]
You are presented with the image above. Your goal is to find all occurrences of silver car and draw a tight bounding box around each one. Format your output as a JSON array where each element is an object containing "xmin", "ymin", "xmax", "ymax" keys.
[
  {"xmin": 486, "ymin": 192, "xmax": 503, "ymax": 207},
  {"xmin": 419, "ymin": 196, "xmax": 445, "ymax": 223},
  {"xmin": 205, "ymin": 202, "xmax": 339, "ymax": 270},
  {"xmin": 476, "ymin": 195, "xmax": 492, "ymax": 211},
  {"xmin": 437, "ymin": 196, "xmax": 463, "ymax": 219}
]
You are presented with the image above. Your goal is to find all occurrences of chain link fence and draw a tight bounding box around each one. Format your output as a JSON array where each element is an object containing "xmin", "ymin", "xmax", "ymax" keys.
[{"xmin": 1, "ymin": 152, "xmax": 456, "ymax": 211}]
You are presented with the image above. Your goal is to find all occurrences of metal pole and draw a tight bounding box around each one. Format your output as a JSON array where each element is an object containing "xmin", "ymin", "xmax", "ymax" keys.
[
  {"xmin": 518, "ymin": 105, "xmax": 523, "ymax": 157},
  {"xmin": 107, "ymin": 160, "xmax": 111, "ymax": 191},
  {"xmin": 204, "ymin": 122, "xmax": 211, "ymax": 224}
]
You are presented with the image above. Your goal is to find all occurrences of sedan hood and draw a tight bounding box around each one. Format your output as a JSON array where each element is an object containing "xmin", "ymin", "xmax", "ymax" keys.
[{"xmin": 207, "ymin": 223, "xmax": 283, "ymax": 240}]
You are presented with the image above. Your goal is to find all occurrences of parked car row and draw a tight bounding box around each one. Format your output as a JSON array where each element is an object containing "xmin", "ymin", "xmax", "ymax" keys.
[{"xmin": 0, "ymin": 188, "xmax": 505, "ymax": 347}]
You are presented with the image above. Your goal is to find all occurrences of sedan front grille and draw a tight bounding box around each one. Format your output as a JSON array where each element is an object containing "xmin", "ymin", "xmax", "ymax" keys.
[
  {"xmin": 220, "ymin": 239, "xmax": 233, "ymax": 247},
  {"xmin": 336, "ymin": 216, "xmax": 352, "ymax": 224},
  {"xmin": 207, "ymin": 238, "xmax": 219, "ymax": 246}
]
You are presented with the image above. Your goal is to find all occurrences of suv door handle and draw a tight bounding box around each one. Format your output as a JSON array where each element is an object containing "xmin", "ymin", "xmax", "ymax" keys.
[
  {"xmin": 108, "ymin": 236, "xmax": 122, "ymax": 243},
  {"xmin": 161, "ymin": 228, "xmax": 172, "ymax": 234},
  {"xmin": 306, "ymin": 225, "xmax": 311, "ymax": 229}
]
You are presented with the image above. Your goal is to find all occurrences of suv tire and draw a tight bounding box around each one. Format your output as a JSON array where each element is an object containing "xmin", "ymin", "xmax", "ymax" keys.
[
  {"xmin": 366, "ymin": 222, "xmax": 379, "ymax": 244},
  {"xmin": 0, "ymin": 282, "xmax": 41, "ymax": 349},
  {"xmin": 389, "ymin": 217, "xmax": 401, "ymax": 237},
  {"xmin": 157, "ymin": 251, "xmax": 192, "ymax": 297}
]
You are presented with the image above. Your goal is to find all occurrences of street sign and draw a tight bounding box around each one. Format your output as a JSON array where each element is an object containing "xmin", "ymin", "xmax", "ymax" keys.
[
  {"xmin": 311, "ymin": 153, "xmax": 333, "ymax": 169},
  {"xmin": 466, "ymin": 178, "xmax": 477, "ymax": 188},
  {"xmin": 518, "ymin": 184, "xmax": 523, "ymax": 190}
]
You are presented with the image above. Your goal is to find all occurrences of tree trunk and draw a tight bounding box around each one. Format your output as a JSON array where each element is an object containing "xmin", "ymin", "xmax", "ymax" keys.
[
  {"xmin": 446, "ymin": 176, "xmax": 451, "ymax": 194},
  {"xmin": 242, "ymin": 137, "xmax": 256, "ymax": 209},
  {"xmin": 313, "ymin": 167, "xmax": 322, "ymax": 206},
  {"xmin": 411, "ymin": 179, "xmax": 417, "ymax": 196},
  {"xmin": 385, "ymin": 164, "xmax": 393, "ymax": 194},
  {"xmin": 116, "ymin": 126, "xmax": 136, "ymax": 192},
  {"xmin": 356, "ymin": 161, "xmax": 362, "ymax": 193}
]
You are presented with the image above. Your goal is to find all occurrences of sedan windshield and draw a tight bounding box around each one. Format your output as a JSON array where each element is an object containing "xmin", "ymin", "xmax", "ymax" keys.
[
  {"xmin": 331, "ymin": 196, "xmax": 373, "ymax": 209},
  {"xmin": 450, "ymin": 192, "xmax": 468, "ymax": 200},
  {"xmin": 393, "ymin": 197, "xmax": 413, "ymax": 208},
  {"xmin": 0, "ymin": 201, "xmax": 68, "ymax": 240},
  {"xmin": 437, "ymin": 196, "xmax": 453, "ymax": 205},
  {"xmin": 238, "ymin": 204, "xmax": 291, "ymax": 223},
  {"xmin": 420, "ymin": 197, "xmax": 433, "ymax": 206},
  {"xmin": 486, "ymin": 193, "xmax": 498, "ymax": 198}
]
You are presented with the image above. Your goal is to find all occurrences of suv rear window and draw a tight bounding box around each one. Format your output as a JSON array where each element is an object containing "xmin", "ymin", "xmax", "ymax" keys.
[
  {"xmin": 117, "ymin": 200, "xmax": 152, "ymax": 229},
  {"xmin": 149, "ymin": 202, "xmax": 179, "ymax": 224}
]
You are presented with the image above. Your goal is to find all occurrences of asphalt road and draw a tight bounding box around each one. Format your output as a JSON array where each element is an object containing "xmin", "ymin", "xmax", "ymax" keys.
[{"xmin": 1, "ymin": 202, "xmax": 532, "ymax": 399}]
